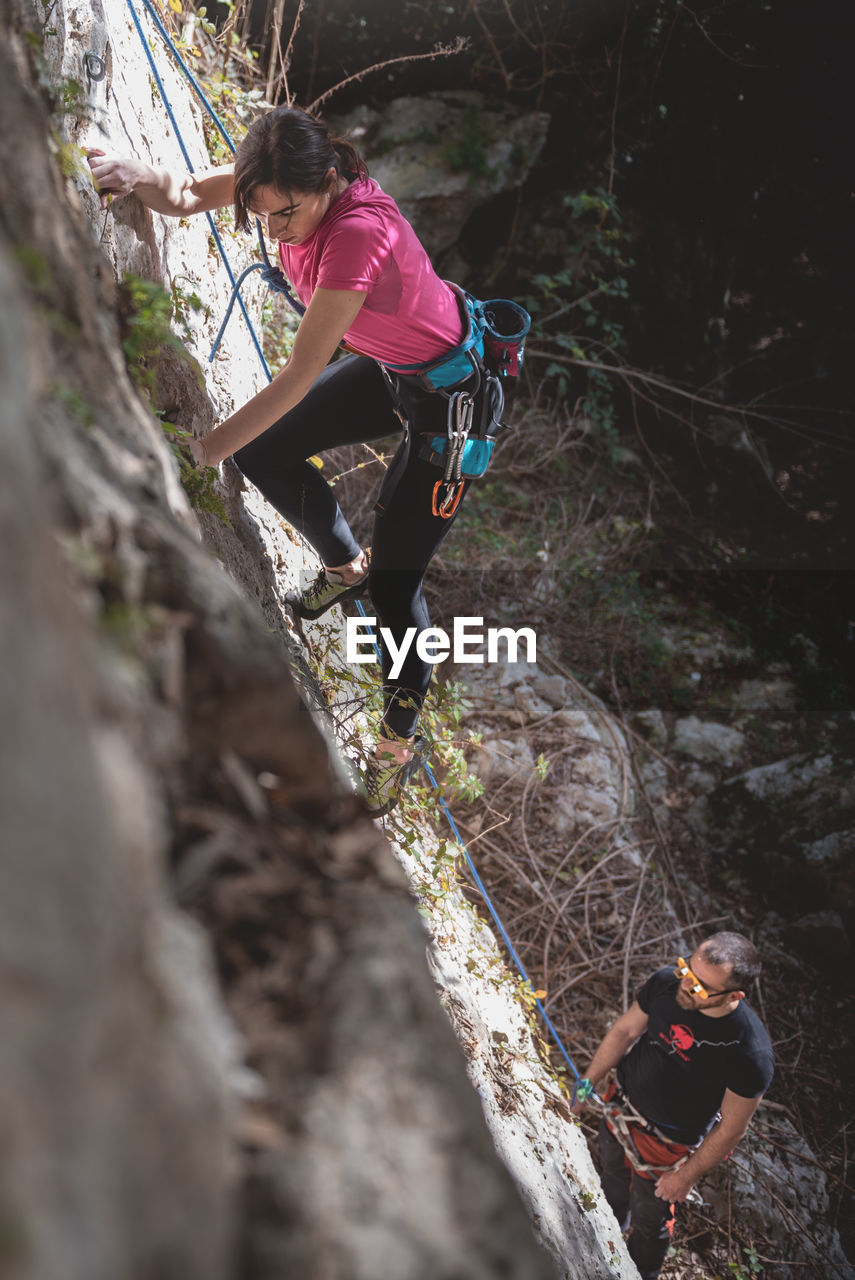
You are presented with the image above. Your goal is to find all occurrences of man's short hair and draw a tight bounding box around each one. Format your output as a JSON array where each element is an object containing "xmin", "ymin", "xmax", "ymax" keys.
[{"xmin": 701, "ymin": 932, "xmax": 762, "ymax": 990}]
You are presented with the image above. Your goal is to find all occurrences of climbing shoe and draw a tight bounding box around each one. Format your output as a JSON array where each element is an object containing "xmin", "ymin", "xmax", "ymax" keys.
[
  {"xmin": 360, "ymin": 735, "xmax": 427, "ymax": 816},
  {"xmin": 289, "ymin": 555, "xmax": 369, "ymax": 620}
]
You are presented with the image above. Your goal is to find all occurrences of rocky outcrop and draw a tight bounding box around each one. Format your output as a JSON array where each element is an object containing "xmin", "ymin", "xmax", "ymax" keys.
[
  {"xmin": 704, "ymin": 1113, "xmax": 855, "ymax": 1280},
  {"xmin": 331, "ymin": 91, "xmax": 550, "ymax": 260}
]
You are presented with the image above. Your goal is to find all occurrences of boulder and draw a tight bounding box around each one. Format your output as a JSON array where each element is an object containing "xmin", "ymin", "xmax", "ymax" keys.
[
  {"xmin": 514, "ymin": 684, "xmax": 555, "ymax": 723},
  {"xmin": 532, "ymin": 673, "xmax": 571, "ymax": 709},
  {"xmin": 728, "ymin": 675, "xmax": 798, "ymax": 716},
  {"xmin": 634, "ymin": 709, "xmax": 668, "ymax": 749},
  {"xmin": 548, "ymin": 787, "xmax": 620, "ymax": 835},
  {"xmin": 331, "ymin": 92, "xmax": 550, "ymax": 258},
  {"xmin": 704, "ymin": 1116, "xmax": 854, "ymax": 1280},
  {"xmin": 673, "ymin": 716, "xmax": 746, "ymax": 767},
  {"xmin": 468, "ymin": 735, "xmax": 539, "ymax": 786}
]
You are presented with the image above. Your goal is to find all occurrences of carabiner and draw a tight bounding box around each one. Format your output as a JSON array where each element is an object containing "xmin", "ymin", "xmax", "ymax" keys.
[{"xmin": 432, "ymin": 480, "xmax": 465, "ymax": 519}]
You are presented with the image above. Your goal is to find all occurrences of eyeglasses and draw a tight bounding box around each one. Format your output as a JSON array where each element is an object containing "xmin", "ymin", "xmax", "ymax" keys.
[{"xmin": 674, "ymin": 957, "xmax": 737, "ymax": 1000}]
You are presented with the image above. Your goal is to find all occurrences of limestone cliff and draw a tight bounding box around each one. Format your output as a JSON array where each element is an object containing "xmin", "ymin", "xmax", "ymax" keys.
[{"xmin": 0, "ymin": 0, "xmax": 638, "ymax": 1277}]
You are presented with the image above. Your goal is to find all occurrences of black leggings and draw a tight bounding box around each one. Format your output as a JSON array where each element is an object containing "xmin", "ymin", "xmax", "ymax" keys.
[{"xmin": 234, "ymin": 355, "xmax": 470, "ymax": 739}]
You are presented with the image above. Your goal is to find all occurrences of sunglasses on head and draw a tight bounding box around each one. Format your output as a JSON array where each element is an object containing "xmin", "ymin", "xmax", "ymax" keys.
[{"xmin": 674, "ymin": 957, "xmax": 738, "ymax": 1001}]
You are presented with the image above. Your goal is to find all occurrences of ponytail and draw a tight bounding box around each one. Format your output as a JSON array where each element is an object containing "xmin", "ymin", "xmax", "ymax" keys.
[{"xmin": 234, "ymin": 106, "xmax": 368, "ymax": 232}]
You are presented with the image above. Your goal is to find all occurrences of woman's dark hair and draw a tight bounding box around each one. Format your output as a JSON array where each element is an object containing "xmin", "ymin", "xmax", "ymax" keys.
[
  {"xmin": 233, "ymin": 106, "xmax": 367, "ymax": 231},
  {"xmin": 701, "ymin": 932, "xmax": 762, "ymax": 991}
]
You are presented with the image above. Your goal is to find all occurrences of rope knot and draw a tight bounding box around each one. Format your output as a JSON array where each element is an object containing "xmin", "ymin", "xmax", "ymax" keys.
[{"xmin": 259, "ymin": 264, "xmax": 295, "ymax": 297}]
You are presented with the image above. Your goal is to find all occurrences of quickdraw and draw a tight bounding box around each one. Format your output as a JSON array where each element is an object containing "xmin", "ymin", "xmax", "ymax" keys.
[
  {"xmin": 431, "ymin": 389, "xmax": 474, "ymax": 519},
  {"xmin": 432, "ymin": 481, "xmax": 465, "ymax": 518}
]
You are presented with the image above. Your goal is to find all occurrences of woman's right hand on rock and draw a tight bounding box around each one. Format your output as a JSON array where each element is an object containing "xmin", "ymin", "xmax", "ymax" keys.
[{"xmin": 85, "ymin": 149, "xmax": 151, "ymax": 208}]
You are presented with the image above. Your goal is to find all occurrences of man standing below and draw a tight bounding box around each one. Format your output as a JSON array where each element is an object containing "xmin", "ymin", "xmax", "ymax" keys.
[{"xmin": 573, "ymin": 932, "xmax": 774, "ymax": 1279}]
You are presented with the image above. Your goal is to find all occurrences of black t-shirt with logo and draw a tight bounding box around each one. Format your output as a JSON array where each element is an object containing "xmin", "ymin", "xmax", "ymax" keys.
[{"xmin": 617, "ymin": 967, "xmax": 775, "ymax": 1146}]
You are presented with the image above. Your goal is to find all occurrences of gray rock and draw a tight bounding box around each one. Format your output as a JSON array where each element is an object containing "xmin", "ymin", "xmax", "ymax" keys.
[
  {"xmin": 532, "ymin": 673, "xmax": 570, "ymax": 709},
  {"xmin": 462, "ymin": 660, "xmax": 541, "ymax": 696},
  {"xmin": 729, "ymin": 752, "xmax": 836, "ymax": 802},
  {"xmin": 553, "ymin": 705, "xmax": 608, "ymax": 743},
  {"xmin": 548, "ymin": 787, "xmax": 620, "ymax": 835},
  {"xmin": 704, "ymin": 1116, "xmax": 854, "ymax": 1280},
  {"xmin": 468, "ymin": 736, "xmax": 539, "ymax": 786},
  {"xmin": 803, "ymin": 828, "xmax": 855, "ymax": 864},
  {"xmin": 332, "ymin": 93, "xmax": 551, "ymax": 258},
  {"xmin": 684, "ymin": 795, "xmax": 711, "ymax": 834},
  {"xmin": 514, "ymin": 684, "xmax": 554, "ymax": 723},
  {"xmin": 729, "ymin": 675, "xmax": 798, "ymax": 715},
  {"xmin": 673, "ymin": 716, "xmax": 746, "ymax": 766},
  {"xmin": 690, "ymin": 754, "xmax": 855, "ymax": 911},
  {"xmin": 634, "ymin": 709, "xmax": 668, "ymax": 748},
  {"xmin": 684, "ymin": 767, "xmax": 718, "ymax": 794}
]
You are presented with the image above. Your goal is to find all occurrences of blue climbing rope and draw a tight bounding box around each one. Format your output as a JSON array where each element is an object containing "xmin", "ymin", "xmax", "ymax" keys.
[
  {"xmin": 137, "ymin": 0, "xmax": 232, "ymax": 146},
  {"xmin": 134, "ymin": 0, "xmax": 307, "ymax": 358},
  {"xmin": 123, "ymin": 0, "xmax": 272, "ymax": 378},
  {"xmin": 124, "ymin": 0, "xmax": 310, "ymax": 377},
  {"xmin": 421, "ymin": 758, "xmax": 586, "ymax": 1087},
  {"xmin": 352, "ymin": 603, "xmax": 586, "ymax": 1088}
]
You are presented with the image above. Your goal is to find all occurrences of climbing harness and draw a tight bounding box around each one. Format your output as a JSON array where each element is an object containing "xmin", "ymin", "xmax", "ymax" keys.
[
  {"xmin": 380, "ymin": 287, "xmax": 530, "ymax": 517},
  {"xmin": 386, "ymin": 289, "xmax": 530, "ymax": 390},
  {"xmin": 596, "ymin": 1084, "xmax": 693, "ymax": 1179}
]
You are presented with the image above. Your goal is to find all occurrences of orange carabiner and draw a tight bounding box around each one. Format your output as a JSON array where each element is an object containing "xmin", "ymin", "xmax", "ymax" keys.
[{"xmin": 432, "ymin": 480, "xmax": 465, "ymax": 519}]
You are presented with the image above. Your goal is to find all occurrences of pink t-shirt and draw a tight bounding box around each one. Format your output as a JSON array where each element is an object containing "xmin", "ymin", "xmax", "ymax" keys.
[{"xmin": 278, "ymin": 178, "xmax": 464, "ymax": 367}]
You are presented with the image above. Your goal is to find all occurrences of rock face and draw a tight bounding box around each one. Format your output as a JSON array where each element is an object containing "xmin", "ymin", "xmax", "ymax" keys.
[
  {"xmin": 672, "ymin": 715, "xmax": 746, "ymax": 767},
  {"xmin": 704, "ymin": 1114, "xmax": 855, "ymax": 1280},
  {"xmin": 0, "ymin": 132, "xmax": 234, "ymax": 1280},
  {"xmin": 331, "ymin": 92, "xmax": 551, "ymax": 259},
  {"xmin": 0, "ymin": 3, "xmax": 630, "ymax": 1279}
]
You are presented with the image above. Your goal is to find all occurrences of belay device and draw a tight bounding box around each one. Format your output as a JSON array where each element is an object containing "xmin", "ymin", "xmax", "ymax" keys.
[{"xmin": 385, "ymin": 287, "xmax": 531, "ymax": 518}]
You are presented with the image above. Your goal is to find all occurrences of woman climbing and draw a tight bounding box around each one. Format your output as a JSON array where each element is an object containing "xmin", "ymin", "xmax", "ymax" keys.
[{"xmin": 88, "ymin": 106, "xmax": 501, "ymax": 815}]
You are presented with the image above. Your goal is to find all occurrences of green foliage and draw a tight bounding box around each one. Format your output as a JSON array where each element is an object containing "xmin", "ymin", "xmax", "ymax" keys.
[
  {"xmin": 54, "ymin": 138, "xmax": 87, "ymax": 179},
  {"xmin": 727, "ymin": 1243, "xmax": 763, "ymax": 1279},
  {"xmin": 53, "ymin": 75, "xmax": 86, "ymax": 116},
  {"xmin": 118, "ymin": 274, "xmax": 182, "ymax": 391},
  {"xmin": 528, "ymin": 187, "xmax": 634, "ymax": 452},
  {"xmin": 159, "ymin": 418, "xmax": 231, "ymax": 525},
  {"xmin": 412, "ymin": 677, "xmax": 485, "ymax": 809},
  {"xmin": 170, "ymin": 274, "xmax": 210, "ymax": 338},
  {"xmin": 117, "ymin": 274, "xmax": 228, "ymax": 524},
  {"xmin": 574, "ymin": 1189, "xmax": 598, "ymax": 1213},
  {"xmin": 443, "ymin": 105, "xmax": 493, "ymax": 181},
  {"xmin": 199, "ymin": 75, "xmax": 264, "ymax": 164}
]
